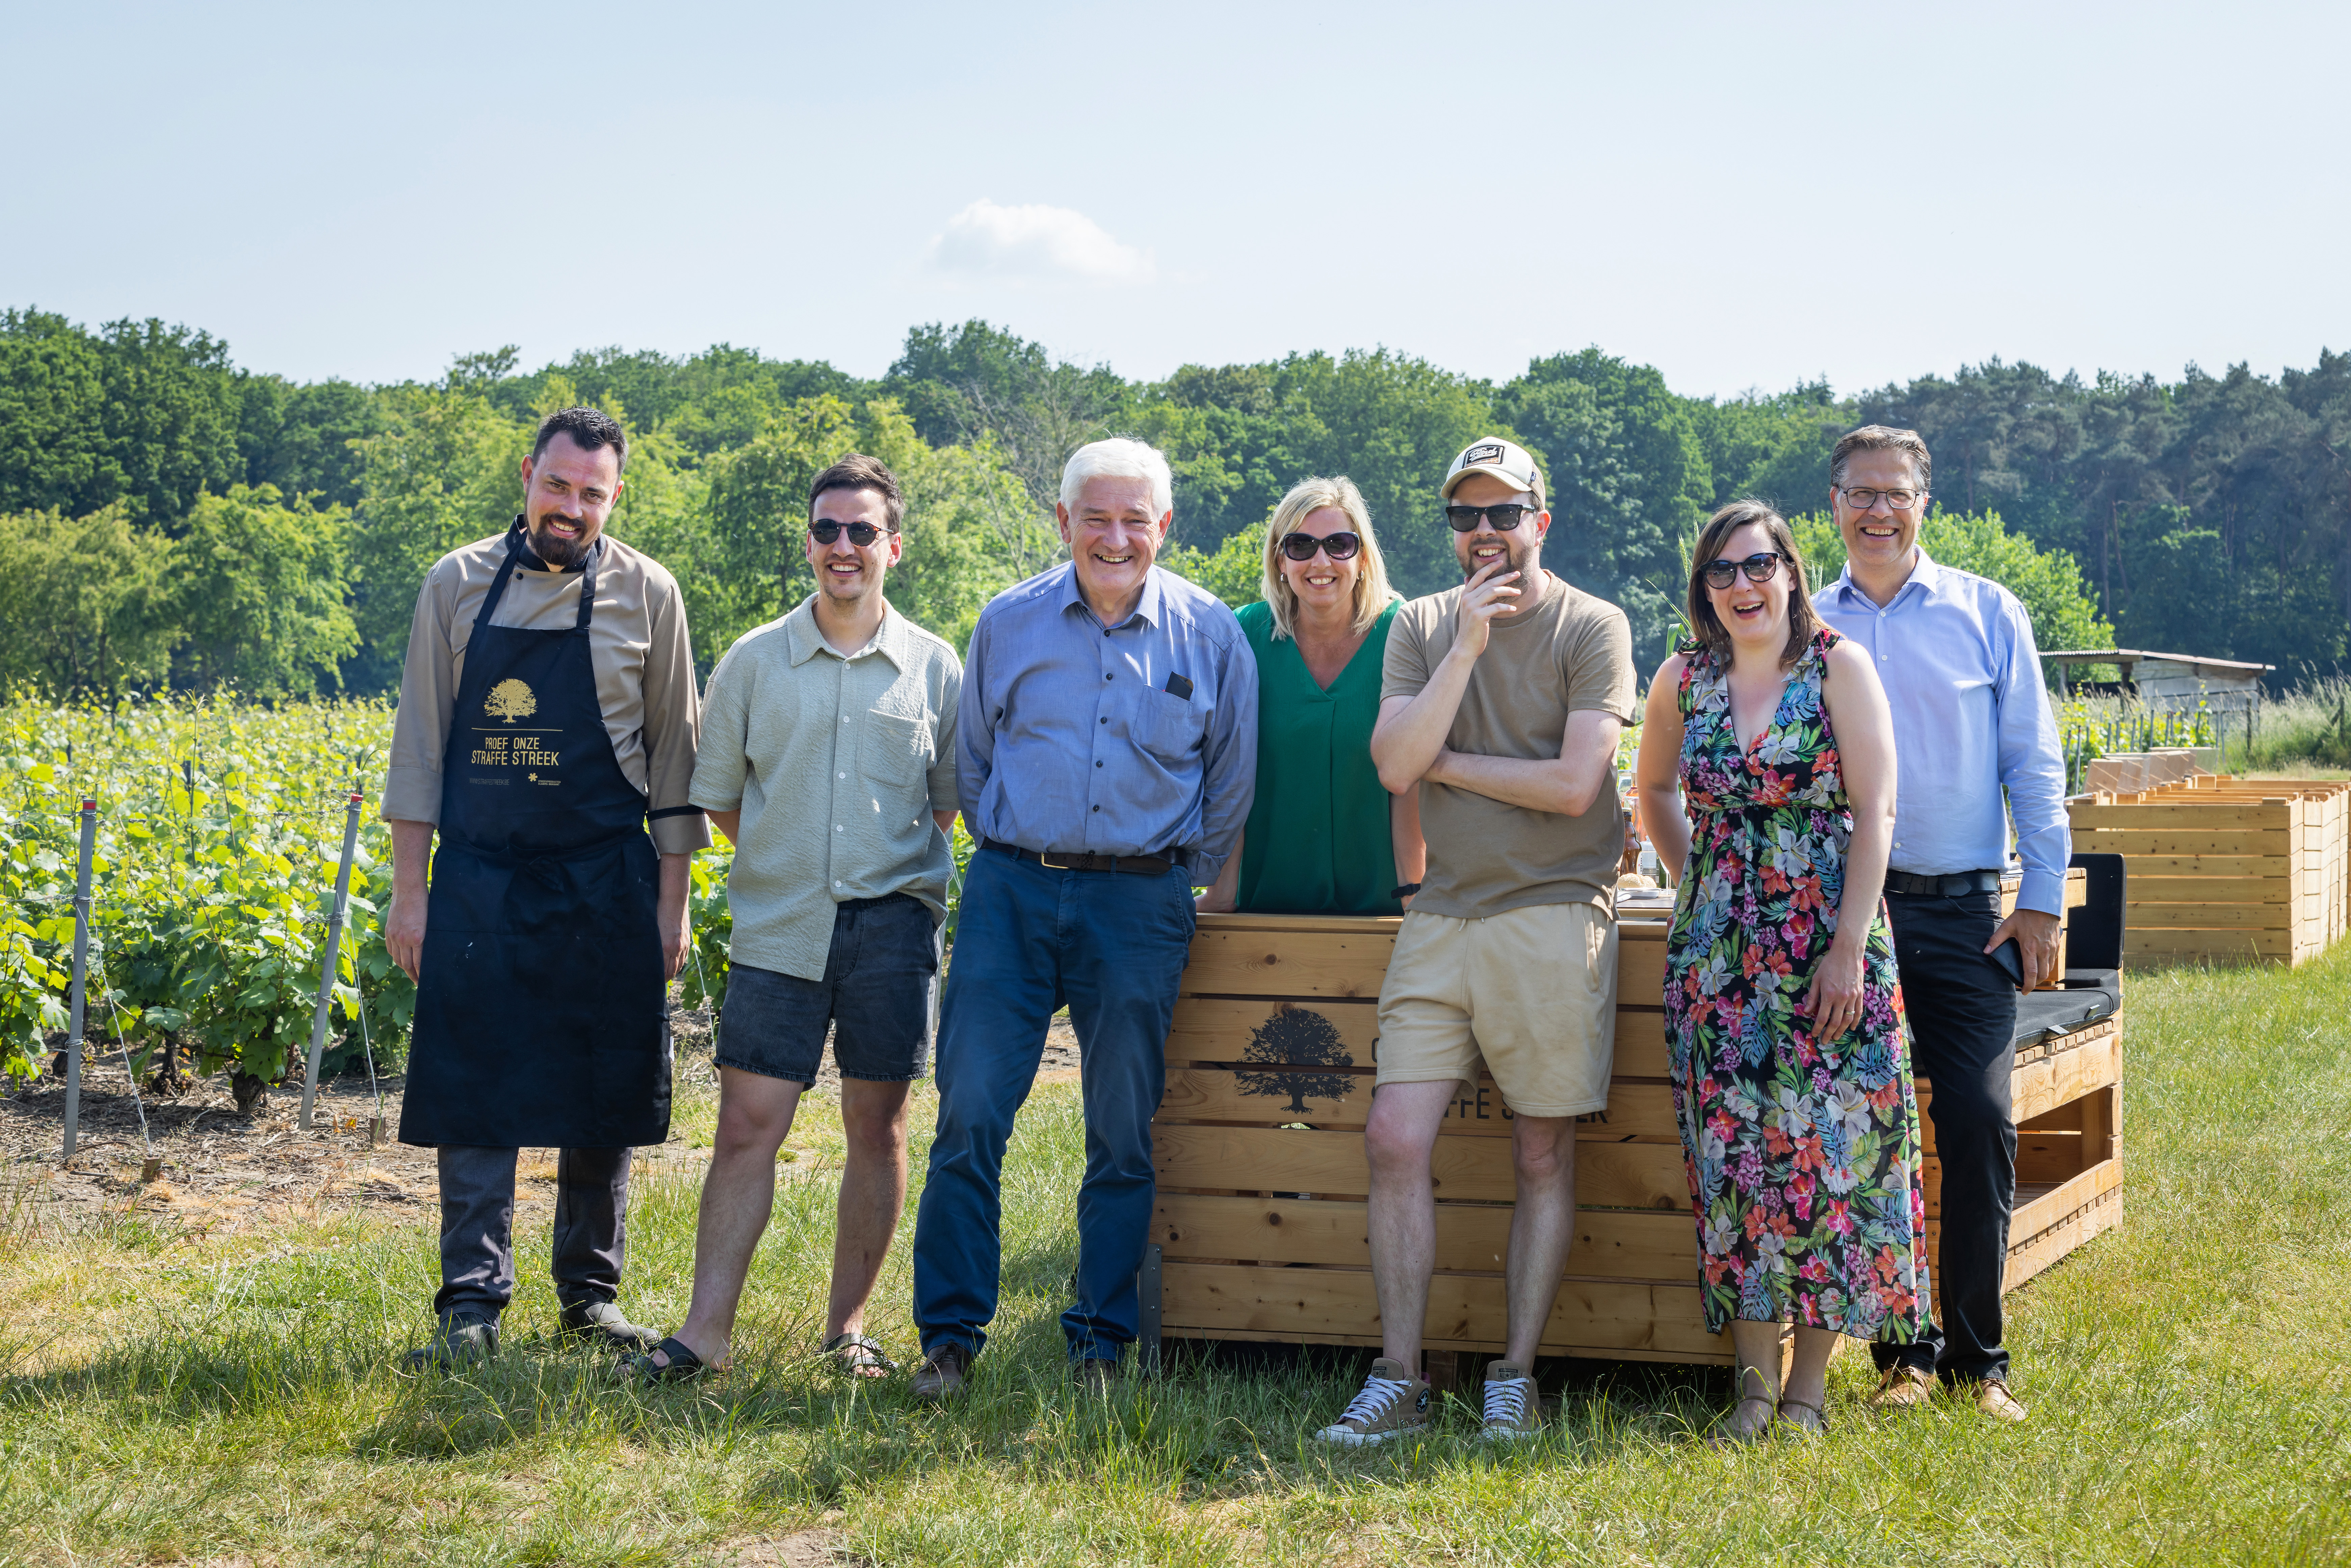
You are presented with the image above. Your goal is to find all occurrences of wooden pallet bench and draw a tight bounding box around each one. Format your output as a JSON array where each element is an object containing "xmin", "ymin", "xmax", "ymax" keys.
[
  {"xmin": 2070, "ymin": 776, "xmax": 2349, "ymax": 965},
  {"xmin": 1145, "ymin": 869, "xmax": 2118, "ymax": 1372}
]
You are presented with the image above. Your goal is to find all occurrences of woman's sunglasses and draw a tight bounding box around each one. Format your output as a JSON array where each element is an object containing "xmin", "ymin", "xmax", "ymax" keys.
[
  {"xmin": 1700, "ymin": 552, "xmax": 1787, "ymax": 590},
  {"xmin": 1444, "ymin": 503, "xmax": 1537, "ymax": 532},
  {"xmin": 810, "ymin": 521, "xmax": 892, "ymax": 546},
  {"xmin": 1279, "ymin": 530, "xmax": 1363, "ymax": 562}
]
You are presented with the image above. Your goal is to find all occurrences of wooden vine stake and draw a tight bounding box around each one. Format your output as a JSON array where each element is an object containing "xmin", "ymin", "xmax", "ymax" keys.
[
  {"xmin": 296, "ymin": 792, "xmax": 365, "ymax": 1132},
  {"xmin": 59, "ymin": 800, "xmax": 97, "ymax": 1163}
]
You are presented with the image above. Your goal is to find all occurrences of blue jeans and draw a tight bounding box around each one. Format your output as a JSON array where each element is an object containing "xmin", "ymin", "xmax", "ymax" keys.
[{"xmin": 912, "ymin": 848, "xmax": 1195, "ymax": 1363}]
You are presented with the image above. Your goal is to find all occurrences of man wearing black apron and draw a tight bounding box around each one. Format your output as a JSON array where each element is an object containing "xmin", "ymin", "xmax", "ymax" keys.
[{"xmin": 383, "ymin": 407, "xmax": 706, "ymax": 1368}]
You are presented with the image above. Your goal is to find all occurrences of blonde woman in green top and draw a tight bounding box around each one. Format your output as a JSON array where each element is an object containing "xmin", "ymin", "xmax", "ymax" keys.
[{"xmin": 1198, "ymin": 477, "xmax": 1426, "ymax": 915}]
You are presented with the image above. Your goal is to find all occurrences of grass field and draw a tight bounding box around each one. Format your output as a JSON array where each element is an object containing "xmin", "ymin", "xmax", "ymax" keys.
[{"xmin": 5, "ymin": 954, "xmax": 2350, "ymax": 1568}]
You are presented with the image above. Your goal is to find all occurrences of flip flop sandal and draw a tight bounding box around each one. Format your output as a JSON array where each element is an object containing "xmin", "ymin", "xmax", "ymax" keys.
[
  {"xmin": 1705, "ymin": 1367, "xmax": 1778, "ymax": 1448},
  {"xmin": 823, "ymin": 1332, "xmax": 898, "ymax": 1379},
  {"xmin": 624, "ymin": 1336, "xmax": 708, "ymax": 1385}
]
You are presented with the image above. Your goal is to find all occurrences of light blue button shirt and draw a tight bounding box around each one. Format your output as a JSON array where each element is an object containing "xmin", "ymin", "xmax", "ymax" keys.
[
  {"xmin": 1813, "ymin": 549, "xmax": 2071, "ymax": 916},
  {"xmin": 959, "ymin": 562, "xmax": 1258, "ymax": 878}
]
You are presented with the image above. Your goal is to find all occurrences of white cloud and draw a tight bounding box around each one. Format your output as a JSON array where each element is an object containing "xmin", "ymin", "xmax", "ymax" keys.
[{"xmin": 927, "ymin": 199, "xmax": 1154, "ymax": 284}]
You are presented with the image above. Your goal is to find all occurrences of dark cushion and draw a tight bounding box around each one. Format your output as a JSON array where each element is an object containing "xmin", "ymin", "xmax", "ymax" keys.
[{"xmin": 2011, "ymin": 968, "xmax": 2121, "ymax": 1048}]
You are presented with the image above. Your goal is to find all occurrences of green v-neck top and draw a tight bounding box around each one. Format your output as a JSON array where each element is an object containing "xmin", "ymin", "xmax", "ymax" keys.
[{"xmin": 1234, "ymin": 597, "xmax": 1402, "ymax": 915}]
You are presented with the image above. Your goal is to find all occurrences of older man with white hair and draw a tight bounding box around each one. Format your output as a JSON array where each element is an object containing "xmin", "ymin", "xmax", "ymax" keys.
[{"xmin": 908, "ymin": 438, "xmax": 1258, "ymax": 1399}]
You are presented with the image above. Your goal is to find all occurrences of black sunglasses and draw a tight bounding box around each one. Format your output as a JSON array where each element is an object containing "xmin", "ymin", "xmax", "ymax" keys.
[
  {"xmin": 1700, "ymin": 552, "xmax": 1787, "ymax": 590},
  {"xmin": 1445, "ymin": 503, "xmax": 1538, "ymax": 532},
  {"xmin": 1279, "ymin": 530, "xmax": 1363, "ymax": 562},
  {"xmin": 810, "ymin": 520, "xmax": 892, "ymax": 546}
]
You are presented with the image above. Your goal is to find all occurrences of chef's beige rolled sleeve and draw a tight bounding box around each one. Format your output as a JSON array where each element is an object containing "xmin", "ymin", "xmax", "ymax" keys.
[{"xmin": 380, "ymin": 526, "xmax": 711, "ymax": 854}]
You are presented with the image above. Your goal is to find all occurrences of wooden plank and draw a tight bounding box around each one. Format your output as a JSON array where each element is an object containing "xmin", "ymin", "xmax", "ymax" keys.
[
  {"xmin": 2070, "ymin": 802, "xmax": 2290, "ymax": 830},
  {"xmin": 1157, "ymin": 1068, "xmax": 1680, "ymax": 1142},
  {"xmin": 2000, "ymin": 1158, "xmax": 2124, "ymax": 1292},
  {"xmin": 1159, "ymin": 1262, "xmax": 1726, "ymax": 1358},
  {"xmin": 1181, "ymin": 927, "xmax": 1394, "ymax": 998},
  {"xmin": 1194, "ymin": 913, "xmax": 1404, "ymax": 935},
  {"xmin": 1166, "ymin": 997, "xmax": 1378, "ymax": 1067},
  {"xmin": 2075, "ymin": 829, "xmax": 2292, "ymax": 856},
  {"xmin": 1150, "ymin": 1194, "xmax": 1699, "ymax": 1280},
  {"xmin": 1152, "ymin": 1124, "xmax": 1689, "ymax": 1209},
  {"xmin": 2123, "ymin": 928, "xmax": 2300, "ymax": 963},
  {"xmin": 1613, "ymin": 1009, "xmax": 1669, "ymax": 1077},
  {"xmin": 2009, "ymin": 1028, "xmax": 2122, "ymax": 1125},
  {"xmin": 1165, "ymin": 995, "xmax": 1672, "ymax": 1080},
  {"xmin": 2122, "ymin": 901, "xmax": 2292, "ymax": 931},
  {"xmin": 2118, "ymin": 855, "xmax": 2290, "ymax": 877},
  {"xmin": 2124, "ymin": 876, "xmax": 2294, "ymax": 904},
  {"xmin": 1619, "ymin": 924, "xmax": 1668, "ymax": 1001}
]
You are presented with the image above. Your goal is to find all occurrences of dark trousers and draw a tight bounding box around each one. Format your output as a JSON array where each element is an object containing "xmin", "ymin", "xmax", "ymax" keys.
[
  {"xmin": 433, "ymin": 1145, "xmax": 631, "ymax": 1326},
  {"xmin": 911, "ymin": 850, "xmax": 1195, "ymax": 1363},
  {"xmin": 1874, "ymin": 889, "xmax": 2017, "ymax": 1384}
]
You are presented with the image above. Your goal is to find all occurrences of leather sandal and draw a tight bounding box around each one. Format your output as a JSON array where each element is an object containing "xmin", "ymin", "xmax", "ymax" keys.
[
  {"xmin": 1707, "ymin": 1365, "xmax": 1778, "ymax": 1447},
  {"xmin": 823, "ymin": 1332, "xmax": 897, "ymax": 1379},
  {"xmin": 1773, "ymin": 1395, "xmax": 1826, "ymax": 1437},
  {"xmin": 623, "ymin": 1335, "xmax": 708, "ymax": 1385}
]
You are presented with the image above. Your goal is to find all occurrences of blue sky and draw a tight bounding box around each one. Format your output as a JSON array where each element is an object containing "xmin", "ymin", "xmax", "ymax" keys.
[{"xmin": 5, "ymin": 0, "xmax": 2344, "ymax": 399}]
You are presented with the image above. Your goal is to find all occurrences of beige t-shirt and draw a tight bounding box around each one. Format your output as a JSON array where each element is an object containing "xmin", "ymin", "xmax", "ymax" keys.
[{"xmin": 1382, "ymin": 570, "xmax": 1638, "ymax": 920}]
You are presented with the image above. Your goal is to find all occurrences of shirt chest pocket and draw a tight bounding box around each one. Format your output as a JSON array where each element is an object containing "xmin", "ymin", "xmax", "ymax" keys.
[
  {"xmin": 1131, "ymin": 686, "xmax": 1205, "ymax": 766},
  {"xmin": 858, "ymin": 710, "xmax": 935, "ymax": 791}
]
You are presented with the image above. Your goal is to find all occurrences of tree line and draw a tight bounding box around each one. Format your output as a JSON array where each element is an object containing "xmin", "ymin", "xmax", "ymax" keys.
[{"xmin": 4, "ymin": 307, "xmax": 2344, "ymax": 700}]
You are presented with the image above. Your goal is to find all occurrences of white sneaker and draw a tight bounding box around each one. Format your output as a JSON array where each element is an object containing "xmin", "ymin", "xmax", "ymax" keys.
[
  {"xmin": 1480, "ymin": 1360, "xmax": 1541, "ymax": 1441},
  {"xmin": 1313, "ymin": 1358, "xmax": 1433, "ymax": 1446}
]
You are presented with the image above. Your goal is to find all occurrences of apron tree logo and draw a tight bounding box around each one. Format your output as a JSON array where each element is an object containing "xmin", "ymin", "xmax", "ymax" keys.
[
  {"xmin": 1233, "ymin": 1002, "xmax": 1354, "ymax": 1114},
  {"xmin": 485, "ymin": 679, "xmax": 538, "ymax": 723}
]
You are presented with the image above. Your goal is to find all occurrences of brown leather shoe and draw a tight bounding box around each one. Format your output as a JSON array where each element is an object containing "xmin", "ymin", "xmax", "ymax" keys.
[
  {"xmin": 1971, "ymin": 1378, "xmax": 2028, "ymax": 1423},
  {"xmin": 1865, "ymin": 1365, "xmax": 1936, "ymax": 1410},
  {"xmin": 911, "ymin": 1341, "xmax": 972, "ymax": 1403}
]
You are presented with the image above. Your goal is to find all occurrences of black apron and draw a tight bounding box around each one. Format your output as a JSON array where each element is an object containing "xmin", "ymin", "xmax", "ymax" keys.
[{"xmin": 398, "ymin": 523, "xmax": 672, "ymax": 1148}]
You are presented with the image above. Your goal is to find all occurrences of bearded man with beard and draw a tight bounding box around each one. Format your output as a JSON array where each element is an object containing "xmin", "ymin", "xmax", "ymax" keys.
[
  {"xmin": 1315, "ymin": 438, "xmax": 1637, "ymax": 1446},
  {"xmin": 382, "ymin": 406, "xmax": 707, "ymax": 1370}
]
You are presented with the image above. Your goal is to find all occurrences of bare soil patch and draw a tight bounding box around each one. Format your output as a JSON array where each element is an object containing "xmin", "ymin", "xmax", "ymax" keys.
[{"xmin": 2, "ymin": 1003, "xmax": 1081, "ymax": 1232}]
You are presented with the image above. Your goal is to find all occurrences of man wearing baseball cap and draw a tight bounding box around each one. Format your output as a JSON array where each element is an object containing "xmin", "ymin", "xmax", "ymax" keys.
[{"xmin": 1314, "ymin": 438, "xmax": 1636, "ymax": 1445}]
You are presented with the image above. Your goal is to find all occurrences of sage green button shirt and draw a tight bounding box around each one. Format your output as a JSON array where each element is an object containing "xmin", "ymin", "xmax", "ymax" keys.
[{"xmin": 689, "ymin": 599, "xmax": 962, "ymax": 982}]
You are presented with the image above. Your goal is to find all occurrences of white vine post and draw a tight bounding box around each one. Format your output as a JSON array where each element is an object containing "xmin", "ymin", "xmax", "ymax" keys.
[
  {"xmin": 297, "ymin": 792, "xmax": 365, "ymax": 1132},
  {"xmin": 60, "ymin": 799, "xmax": 97, "ymax": 1162}
]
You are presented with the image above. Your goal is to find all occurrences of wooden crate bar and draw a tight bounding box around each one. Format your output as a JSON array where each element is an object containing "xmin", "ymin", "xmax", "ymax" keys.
[{"xmin": 1151, "ymin": 909, "xmax": 2126, "ymax": 1365}]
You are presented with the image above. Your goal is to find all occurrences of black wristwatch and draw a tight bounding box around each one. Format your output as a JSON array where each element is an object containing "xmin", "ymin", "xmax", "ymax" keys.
[{"xmin": 1392, "ymin": 883, "xmax": 1422, "ymax": 899}]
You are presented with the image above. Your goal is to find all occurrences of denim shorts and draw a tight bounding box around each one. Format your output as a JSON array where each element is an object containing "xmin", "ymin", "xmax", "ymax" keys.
[{"xmin": 715, "ymin": 893, "xmax": 939, "ymax": 1087}]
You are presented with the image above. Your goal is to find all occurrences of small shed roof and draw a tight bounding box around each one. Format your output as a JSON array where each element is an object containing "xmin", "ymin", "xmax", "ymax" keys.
[{"xmin": 2040, "ymin": 649, "xmax": 2275, "ymax": 680}]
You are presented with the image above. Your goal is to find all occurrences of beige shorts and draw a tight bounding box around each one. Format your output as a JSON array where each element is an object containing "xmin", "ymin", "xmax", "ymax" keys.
[{"xmin": 1374, "ymin": 901, "xmax": 1618, "ymax": 1118}]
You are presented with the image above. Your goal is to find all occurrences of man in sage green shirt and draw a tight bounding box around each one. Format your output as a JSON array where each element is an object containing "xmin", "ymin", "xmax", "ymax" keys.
[{"xmin": 630, "ymin": 454, "xmax": 962, "ymax": 1385}]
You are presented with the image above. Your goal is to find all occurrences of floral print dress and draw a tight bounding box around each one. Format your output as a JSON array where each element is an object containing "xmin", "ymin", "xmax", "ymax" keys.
[{"xmin": 1664, "ymin": 627, "xmax": 1931, "ymax": 1341}]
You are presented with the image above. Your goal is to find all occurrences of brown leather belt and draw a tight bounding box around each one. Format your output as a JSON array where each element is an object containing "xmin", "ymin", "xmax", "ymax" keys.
[{"xmin": 983, "ymin": 838, "xmax": 1179, "ymax": 877}]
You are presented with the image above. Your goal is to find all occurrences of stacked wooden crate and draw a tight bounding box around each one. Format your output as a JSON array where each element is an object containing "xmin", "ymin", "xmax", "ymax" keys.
[
  {"xmin": 1148, "ymin": 881, "xmax": 2118, "ymax": 1369},
  {"xmin": 2070, "ymin": 776, "xmax": 2349, "ymax": 965}
]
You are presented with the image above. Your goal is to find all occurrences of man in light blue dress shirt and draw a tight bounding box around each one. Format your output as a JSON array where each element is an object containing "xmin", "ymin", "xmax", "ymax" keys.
[
  {"xmin": 1811, "ymin": 425, "xmax": 2068, "ymax": 1425},
  {"xmin": 908, "ymin": 438, "xmax": 1258, "ymax": 1398}
]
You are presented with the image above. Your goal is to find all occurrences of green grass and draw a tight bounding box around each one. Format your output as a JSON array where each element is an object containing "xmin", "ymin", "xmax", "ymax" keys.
[{"xmin": 6, "ymin": 955, "xmax": 2351, "ymax": 1567}]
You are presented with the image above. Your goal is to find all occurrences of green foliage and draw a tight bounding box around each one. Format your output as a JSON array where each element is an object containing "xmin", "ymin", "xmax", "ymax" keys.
[
  {"xmin": 0, "ymin": 696, "xmax": 412, "ymax": 1084},
  {"xmin": 0, "ymin": 504, "xmax": 178, "ymax": 699},
  {"xmin": 170, "ymin": 486, "xmax": 359, "ymax": 696},
  {"xmin": 1159, "ymin": 525, "xmax": 1266, "ymax": 608},
  {"xmin": 1788, "ymin": 509, "xmax": 2114, "ymax": 657}
]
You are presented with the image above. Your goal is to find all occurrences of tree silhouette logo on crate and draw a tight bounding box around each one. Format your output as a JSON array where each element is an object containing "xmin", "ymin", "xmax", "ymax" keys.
[{"xmin": 1233, "ymin": 1003, "xmax": 1354, "ymax": 1114}]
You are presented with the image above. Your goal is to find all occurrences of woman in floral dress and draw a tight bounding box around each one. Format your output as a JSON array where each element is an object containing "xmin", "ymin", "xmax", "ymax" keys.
[{"xmin": 1634, "ymin": 500, "xmax": 1930, "ymax": 1441}]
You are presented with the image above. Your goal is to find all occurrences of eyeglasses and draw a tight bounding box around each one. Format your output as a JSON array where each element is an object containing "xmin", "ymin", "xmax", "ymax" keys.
[
  {"xmin": 810, "ymin": 521, "xmax": 892, "ymax": 546},
  {"xmin": 1700, "ymin": 552, "xmax": 1787, "ymax": 590},
  {"xmin": 1444, "ymin": 503, "xmax": 1539, "ymax": 532},
  {"xmin": 1839, "ymin": 487, "xmax": 1925, "ymax": 512},
  {"xmin": 1279, "ymin": 530, "xmax": 1362, "ymax": 562}
]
